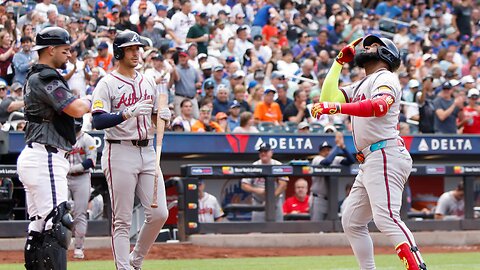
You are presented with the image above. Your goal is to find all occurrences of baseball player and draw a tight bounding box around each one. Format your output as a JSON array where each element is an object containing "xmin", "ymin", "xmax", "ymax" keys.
[
  {"xmin": 17, "ymin": 27, "xmax": 92, "ymax": 270},
  {"xmin": 198, "ymin": 180, "xmax": 224, "ymax": 223},
  {"xmin": 67, "ymin": 118, "xmax": 97, "ymax": 259},
  {"xmin": 91, "ymin": 30, "xmax": 171, "ymax": 270},
  {"xmin": 311, "ymin": 36, "xmax": 427, "ymax": 270}
]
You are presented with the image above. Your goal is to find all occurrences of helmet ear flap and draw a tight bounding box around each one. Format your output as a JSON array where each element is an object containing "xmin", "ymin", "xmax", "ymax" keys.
[
  {"xmin": 377, "ymin": 46, "xmax": 401, "ymax": 71},
  {"xmin": 114, "ymin": 46, "xmax": 124, "ymax": 60}
]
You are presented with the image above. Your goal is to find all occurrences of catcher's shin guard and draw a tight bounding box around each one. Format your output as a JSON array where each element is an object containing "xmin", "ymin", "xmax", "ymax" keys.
[
  {"xmin": 395, "ymin": 242, "xmax": 427, "ymax": 270},
  {"xmin": 24, "ymin": 231, "xmax": 45, "ymax": 270}
]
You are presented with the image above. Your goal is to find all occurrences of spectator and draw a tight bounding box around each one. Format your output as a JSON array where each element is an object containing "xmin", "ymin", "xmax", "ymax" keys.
[
  {"xmin": 227, "ymin": 100, "xmax": 241, "ymax": 131},
  {"xmin": 275, "ymin": 83, "xmax": 291, "ymax": 114},
  {"xmin": 199, "ymin": 80, "xmax": 215, "ymax": 106},
  {"xmin": 283, "ymin": 89, "xmax": 308, "ymax": 123},
  {"xmin": 172, "ymin": 99, "xmax": 197, "ymax": 132},
  {"xmin": 116, "ymin": 11, "xmax": 137, "ymax": 32},
  {"xmin": 141, "ymin": 16, "xmax": 165, "ymax": 49},
  {"xmin": 435, "ymin": 182, "xmax": 464, "ymax": 220},
  {"xmin": 170, "ymin": 49, "xmax": 201, "ymax": 118},
  {"xmin": 312, "ymin": 28, "xmax": 333, "ymax": 55},
  {"xmin": 417, "ymin": 76, "xmax": 435, "ymax": 134},
  {"xmin": 63, "ymin": 48, "xmax": 88, "ymax": 97},
  {"xmin": 375, "ymin": 0, "xmax": 402, "ymax": 19},
  {"xmin": 215, "ymin": 112, "xmax": 229, "ymax": 132},
  {"xmin": 252, "ymin": 35, "xmax": 271, "ymax": 64},
  {"xmin": 247, "ymin": 84, "xmax": 263, "ymax": 111},
  {"xmin": 234, "ymin": 26, "xmax": 254, "ymax": 62},
  {"xmin": 144, "ymin": 53, "xmax": 170, "ymax": 86},
  {"xmin": 231, "ymin": 0, "xmax": 254, "ymax": 25},
  {"xmin": 94, "ymin": 42, "xmax": 114, "ymax": 72},
  {"xmin": 231, "ymin": 85, "xmax": 250, "ymax": 113},
  {"xmin": 283, "ymin": 178, "xmax": 309, "ymax": 215},
  {"xmin": 186, "ymin": 12, "xmax": 209, "ymax": 55},
  {"xmin": 35, "ymin": 0, "xmax": 58, "ymax": 18},
  {"xmin": 203, "ymin": 65, "xmax": 229, "ymax": 96},
  {"xmin": 212, "ymin": 85, "xmax": 230, "ymax": 116},
  {"xmin": 459, "ymin": 88, "xmax": 480, "ymax": 134},
  {"xmin": 292, "ymin": 32, "xmax": 315, "ymax": 63},
  {"xmin": 261, "ymin": 14, "xmax": 278, "ymax": 43},
  {"xmin": 433, "ymin": 81, "xmax": 465, "ymax": 134},
  {"xmin": 171, "ymin": 0, "xmax": 195, "ymax": 46},
  {"xmin": 276, "ymin": 49, "xmax": 299, "ymax": 78},
  {"xmin": 0, "ymin": 82, "xmax": 24, "ymax": 125},
  {"xmin": 0, "ymin": 31, "xmax": 17, "ymax": 84},
  {"xmin": 341, "ymin": 15, "xmax": 364, "ymax": 44},
  {"xmin": 198, "ymin": 180, "xmax": 224, "ymax": 223},
  {"xmin": 232, "ymin": 111, "xmax": 258, "ymax": 133},
  {"xmin": 192, "ymin": 105, "xmax": 223, "ymax": 132},
  {"xmin": 211, "ymin": 0, "xmax": 231, "ymax": 19},
  {"xmin": 310, "ymin": 133, "xmax": 355, "ymax": 221},
  {"xmin": 254, "ymin": 88, "xmax": 282, "ymax": 125},
  {"xmin": 94, "ymin": 1, "xmax": 111, "ymax": 27},
  {"xmin": 0, "ymin": 177, "xmax": 13, "ymax": 199},
  {"xmin": 241, "ymin": 143, "xmax": 288, "ymax": 222},
  {"xmin": 171, "ymin": 119, "xmax": 185, "ymax": 132},
  {"xmin": 452, "ymin": 0, "xmax": 473, "ymax": 38},
  {"xmin": 293, "ymin": 59, "xmax": 317, "ymax": 85},
  {"xmin": 297, "ymin": 122, "xmax": 309, "ymax": 133},
  {"xmin": 12, "ymin": 36, "xmax": 35, "ymax": 85}
]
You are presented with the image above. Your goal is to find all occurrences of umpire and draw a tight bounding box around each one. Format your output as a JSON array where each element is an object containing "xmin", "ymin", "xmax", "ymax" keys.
[{"xmin": 17, "ymin": 27, "xmax": 91, "ymax": 270}]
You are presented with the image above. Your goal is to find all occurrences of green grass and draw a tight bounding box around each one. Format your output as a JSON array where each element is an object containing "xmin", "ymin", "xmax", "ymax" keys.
[{"xmin": 2, "ymin": 253, "xmax": 479, "ymax": 270}]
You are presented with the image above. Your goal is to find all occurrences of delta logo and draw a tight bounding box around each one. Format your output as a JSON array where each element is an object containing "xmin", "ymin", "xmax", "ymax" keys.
[
  {"xmin": 302, "ymin": 166, "xmax": 313, "ymax": 174},
  {"xmin": 454, "ymin": 166, "xmax": 464, "ymax": 174},
  {"xmin": 191, "ymin": 167, "xmax": 213, "ymax": 175},
  {"xmin": 222, "ymin": 166, "xmax": 234, "ymax": 175}
]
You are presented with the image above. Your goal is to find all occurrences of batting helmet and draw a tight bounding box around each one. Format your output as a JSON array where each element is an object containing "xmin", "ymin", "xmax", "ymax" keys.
[
  {"xmin": 113, "ymin": 30, "xmax": 145, "ymax": 60},
  {"xmin": 74, "ymin": 117, "xmax": 83, "ymax": 132},
  {"xmin": 32, "ymin": 27, "xmax": 71, "ymax": 51},
  {"xmin": 363, "ymin": 35, "xmax": 401, "ymax": 72}
]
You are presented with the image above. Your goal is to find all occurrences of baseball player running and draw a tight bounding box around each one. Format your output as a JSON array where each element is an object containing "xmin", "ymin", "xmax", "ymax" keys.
[
  {"xmin": 91, "ymin": 30, "xmax": 170, "ymax": 270},
  {"xmin": 17, "ymin": 27, "xmax": 91, "ymax": 270},
  {"xmin": 67, "ymin": 118, "xmax": 97, "ymax": 259},
  {"xmin": 311, "ymin": 36, "xmax": 427, "ymax": 270}
]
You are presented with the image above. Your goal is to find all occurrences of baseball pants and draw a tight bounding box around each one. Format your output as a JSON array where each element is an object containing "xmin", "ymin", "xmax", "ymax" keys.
[
  {"xmin": 341, "ymin": 145, "xmax": 418, "ymax": 270},
  {"xmin": 17, "ymin": 143, "xmax": 70, "ymax": 232},
  {"xmin": 309, "ymin": 195, "xmax": 328, "ymax": 221},
  {"xmin": 67, "ymin": 173, "xmax": 91, "ymax": 250},
  {"xmin": 102, "ymin": 142, "xmax": 168, "ymax": 270}
]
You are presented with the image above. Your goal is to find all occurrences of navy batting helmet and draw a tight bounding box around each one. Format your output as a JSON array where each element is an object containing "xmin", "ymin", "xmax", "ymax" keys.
[
  {"xmin": 32, "ymin": 27, "xmax": 71, "ymax": 51},
  {"xmin": 113, "ymin": 30, "xmax": 145, "ymax": 60},
  {"xmin": 363, "ymin": 35, "xmax": 401, "ymax": 72}
]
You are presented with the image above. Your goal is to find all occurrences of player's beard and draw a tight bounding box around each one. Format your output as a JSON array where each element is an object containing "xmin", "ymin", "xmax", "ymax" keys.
[
  {"xmin": 59, "ymin": 61, "xmax": 67, "ymax": 70},
  {"xmin": 354, "ymin": 51, "xmax": 382, "ymax": 68}
]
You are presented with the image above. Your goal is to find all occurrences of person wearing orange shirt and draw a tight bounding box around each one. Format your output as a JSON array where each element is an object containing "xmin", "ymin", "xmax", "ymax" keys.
[
  {"xmin": 254, "ymin": 88, "xmax": 283, "ymax": 125},
  {"xmin": 192, "ymin": 105, "xmax": 224, "ymax": 132},
  {"xmin": 283, "ymin": 178, "xmax": 309, "ymax": 215},
  {"xmin": 94, "ymin": 42, "xmax": 113, "ymax": 71},
  {"xmin": 261, "ymin": 14, "xmax": 278, "ymax": 43}
]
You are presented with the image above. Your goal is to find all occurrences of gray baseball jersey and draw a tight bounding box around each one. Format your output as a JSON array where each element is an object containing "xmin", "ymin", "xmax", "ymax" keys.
[
  {"xmin": 67, "ymin": 132, "xmax": 97, "ymax": 172},
  {"xmin": 434, "ymin": 191, "xmax": 464, "ymax": 218},
  {"xmin": 198, "ymin": 192, "xmax": 224, "ymax": 223},
  {"xmin": 340, "ymin": 70, "xmax": 401, "ymax": 151},
  {"xmin": 91, "ymin": 70, "xmax": 158, "ymax": 140}
]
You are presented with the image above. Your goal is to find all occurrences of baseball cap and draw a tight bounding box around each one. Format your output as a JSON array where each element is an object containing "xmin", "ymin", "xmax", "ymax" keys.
[
  {"xmin": 461, "ymin": 75, "xmax": 475, "ymax": 85},
  {"xmin": 215, "ymin": 112, "xmax": 228, "ymax": 121},
  {"xmin": 468, "ymin": 88, "xmax": 479, "ymax": 98},
  {"xmin": 217, "ymin": 84, "xmax": 228, "ymax": 92},
  {"xmin": 172, "ymin": 119, "xmax": 184, "ymax": 128},
  {"xmin": 323, "ymin": 125, "xmax": 337, "ymax": 133},
  {"xmin": 197, "ymin": 53, "xmax": 208, "ymax": 60},
  {"xmin": 264, "ymin": 88, "xmax": 276, "ymax": 94},
  {"xmin": 152, "ymin": 53, "xmax": 164, "ymax": 61},
  {"xmin": 97, "ymin": 1, "xmax": 106, "ymax": 8},
  {"xmin": 213, "ymin": 64, "xmax": 224, "ymax": 71},
  {"xmin": 271, "ymin": 71, "xmax": 285, "ymax": 80},
  {"xmin": 178, "ymin": 50, "xmax": 188, "ymax": 57},
  {"xmin": 449, "ymin": 79, "xmax": 461, "ymax": 87},
  {"xmin": 97, "ymin": 41, "xmax": 108, "ymax": 50},
  {"xmin": 200, "ymin": 105, "xmax": 211, "ymax": 112},
  {"xmin": 11, "ymin": 82, "xmax": 22, "ymax": 91},
  {"xmin": 111, "ymin": 8, "xmax": 119, "ymax": 14},
  {"xmin": 442, "ymin": 81, "xmax": 453, "ymax": 90},
  {"xmin": 226, "ymin": 56, "xmax": 236, "ymax": 63},
  {"xmin": 461, "ymin": 35, "xmax": 470, "ymax": 42},
  {"xmin": 248, "ymin": 80, "xmax": 258, "ymax": 89},
  {"xmin": 229, "ymin": 100, "xmax": 241, "ymax": 109},
  {"xmin": 408, "ymin": 79, "xmax": 420, "ymax": 88},
  {"xmin": 258, "ymin": 143, "xmax": 271, "ymax": 152},
  {"xmin": 253, "ymin": 35, "xmax": 263, "ymax": 41},
  {"xmin": 236, "ymin": 25, "xmax": 248, "ymax": 34},
  {"xmin": 445, "ymin": 27, "xmax": 456, "ymax": 36},
  {"xmin": 297, "ymin": 122, "xmax": 309, "ymax": 130},
  {"xmin": 156, "ymin": 4, "xmax": 168, "ymax": 11},
  {"xmin": 422, "ymin": 53, "xmax": 437, "ymax": 61},
  {"xmin": 398, "ymin": 72, "xmax": 409, "ymax": 78},
  {"xmin": 446, "ymin": 40, "xmax": 460, "ymax": 47},
  {"xmin": 201, "ymin": 62, "xmax": 213, "ymax": 70},
  {"xmin": 199, "ymin": 12, "xmax": 208, "ymax": 19},
  {"xmin": 232, "ymin": 70, "xmax": 245, "ymax": 79},
  {"xmin": 319, "ymin": 141, "xmax": 332, "ymax": 150},
  {"xmin": 204, "ymin": 80, "xmax": 215, "ymax": 89},
  {"xmin": 432, "ymin": 33, "xmax": 441, "ymax": 40}
]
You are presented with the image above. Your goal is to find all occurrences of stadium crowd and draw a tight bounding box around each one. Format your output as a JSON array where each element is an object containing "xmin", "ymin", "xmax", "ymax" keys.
[{"xmin": 0, "ymin": 0, "xmax": 478, "ymax": 135}]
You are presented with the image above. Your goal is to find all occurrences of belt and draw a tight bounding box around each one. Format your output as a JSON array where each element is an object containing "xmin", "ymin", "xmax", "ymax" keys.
[
  {"xmin": 175, "ymin": 93, "xmax": 195, "ymax": 99},
  {"xmin": 27, "ymin": 143, "xmax": 70, "ymax": 159},
  {"xmin": 356, "ymin": 138, "xmax": 405, "ymax": 163},
  {"xmin": 107, "ymin": 139, "xmax": 151, "ymax": 147}
]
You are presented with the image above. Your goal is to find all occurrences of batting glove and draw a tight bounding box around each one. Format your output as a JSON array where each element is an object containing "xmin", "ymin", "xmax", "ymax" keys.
[
  {"xmin": 158, "ymin": 107, "xmax": 171, "ymax": 121},
  {"xmin": 336, "ymin": 37, "xmax": 363, "ymax": 65},
  {"xmin": 123, "ymin": 99, "xmax": 154, "ymax": 119},
  {"xmin": 311, "ymin": 102, "xmax": 341, "ymax": 119}
]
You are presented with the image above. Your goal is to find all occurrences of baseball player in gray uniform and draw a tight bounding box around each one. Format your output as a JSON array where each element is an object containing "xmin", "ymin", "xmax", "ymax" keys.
[
  {"xmin": 198, "ymin": 180, "xmax": 224, "ymax": 223},
  {"xmin": 241, "ymin": 143, "xmax": 288, "ymax": 222},
  {"xmin": 67, "ymin": 118, "xmax": 97, "ymax": 259},
  {"xmin": 311, "ymin": 36, "xmax": 427, "ymax": 270},
  {"xmin": 17, "ymin": 27, "xmax": 91, "ymax": 270},
  {"xmin": 91, "ymin": 30, "xmax": 171, "ymax": 270}
]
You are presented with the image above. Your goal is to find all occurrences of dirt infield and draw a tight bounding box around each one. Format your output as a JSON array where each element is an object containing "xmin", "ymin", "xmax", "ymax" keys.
[{"xmin": 0, "ymin": 244, "xmax": 479, "ymax": 263}]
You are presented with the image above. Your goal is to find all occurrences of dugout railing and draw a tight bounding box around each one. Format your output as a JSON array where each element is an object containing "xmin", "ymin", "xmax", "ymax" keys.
[{"xmin": 177, "ymin": 164, "xmax": 479, "ymax": 241}]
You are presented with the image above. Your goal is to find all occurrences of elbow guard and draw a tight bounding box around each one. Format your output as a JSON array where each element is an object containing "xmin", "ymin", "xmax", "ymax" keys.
[
  {"xmin": 339, "ymin": 94, "xmax": 394, "ymax": 117},
  {"xmin": 371, "ymin": 95, "xmax": 394, "ymax": 117}
]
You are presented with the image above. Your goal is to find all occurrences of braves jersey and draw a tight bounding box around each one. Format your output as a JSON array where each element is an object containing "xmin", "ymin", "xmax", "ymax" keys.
[
  {"xmin": 310, "ymin": 155, "xmax": 343, "ymax": 197},
  {"xmin": 68, "ymin": 132, "xmax": 97, "ymax": 172},
  {"xmin": 91, "ymin": 70, "xmax": 158, "ymax": 140},
  {"xmin": 434, "ymin": 191, "xmax": 464, "ymax": 218},
  {"xmin": 340, "ymin": 70, "xmax": 401, "ymax": 151},
  {"xmin": 198, "ymin": 192, "xmax": 224, "ymax": 223},
  {"xmin": 241, "ymin": 159, "xmax": 289, "ymax": 205}
]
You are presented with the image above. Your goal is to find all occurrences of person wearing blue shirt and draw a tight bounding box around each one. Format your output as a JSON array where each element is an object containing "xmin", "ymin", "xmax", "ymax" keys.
[
  {"xmin": 12, "ymin": 36, "xmax": 35, "ymax": 85},
  {"xmin": 227, "ymin": 100, "xmax": 241, "ymax": 131},
  {"xmin": 375, "ymin": 0, "xmax": 402, "ymax": 19}
]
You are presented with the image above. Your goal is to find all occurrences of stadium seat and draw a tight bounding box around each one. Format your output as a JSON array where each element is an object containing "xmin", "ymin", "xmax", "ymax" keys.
[
  {"xmin": 309, "ymin": 122, "xmax": 323, "ymax": 133},
  {"xmin": 257, "ymin": 122, "xmax": 274, "ymax": 132},
  {"xmin": 271, "ymin": 125, "xmax": 284, "ymax": 133},
  {"xmin": 284, "ymin": 122, "xmax": 298, "ymax": 133}
]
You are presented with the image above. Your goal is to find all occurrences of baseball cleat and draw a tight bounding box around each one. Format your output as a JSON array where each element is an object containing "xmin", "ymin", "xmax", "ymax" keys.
[{"xmin": 73, "ymin": 248, "xmax": 84, "ymax": 259}]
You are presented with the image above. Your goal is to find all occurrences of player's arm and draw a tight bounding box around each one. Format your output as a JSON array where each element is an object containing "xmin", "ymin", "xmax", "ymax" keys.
[
  {"xmin": 312, "ymin": 87, "xmax": 395, "ymax": 119},
  {"xmin": 241, "ymin": 179, "xmax": 265, "ymax": 196},
  {"xmin": 320, "ymin": 38, "xmax": 363, "ymax": 103},
  {"xmin": 275, "ymin": 178, "xmax": 288, "ymax": 197}
]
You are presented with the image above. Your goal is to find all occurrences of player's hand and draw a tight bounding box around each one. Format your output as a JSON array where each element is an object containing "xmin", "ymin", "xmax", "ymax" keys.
[
  {"xmin": 123, "ymin": 99, "xmax": 154, "ymax": 119},
  {"xmin": 336, "ymin": 37, "xmax": 363, "ymax": 65},
  {"xmin": 310, "ymin": 102, "xmax": 341, "ymax": 119},
  {"xmin": 158, "ymin": 107, "xmax": 171, "ymax": 121}
]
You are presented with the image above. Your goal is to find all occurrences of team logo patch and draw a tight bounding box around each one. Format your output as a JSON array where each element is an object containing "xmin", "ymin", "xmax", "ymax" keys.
[
  {"xmin": 385, "ymin": 95, "xmax": 394, "ymax": 105},
  {"xmin": 88, "ymin": 146, "xmax": 96, "ymax": 150},
  {"xmin": 93, "ymin": 100, "xmax": 104, "ymax": 109}
]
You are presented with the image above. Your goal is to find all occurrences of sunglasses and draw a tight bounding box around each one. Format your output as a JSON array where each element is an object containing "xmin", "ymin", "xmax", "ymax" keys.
[{"xmin": 0, "ymin": 88, "xmax": 6, "ymax": 91}]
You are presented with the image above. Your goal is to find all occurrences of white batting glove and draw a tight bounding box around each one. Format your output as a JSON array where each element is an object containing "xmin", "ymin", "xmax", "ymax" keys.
[
  {"xmin": 123, "ymin": 99, "xmax": 154, "ymax": 119},
  {"xmin": 158, "ymin": 107, "xmax": 171, "ymax": 121}
]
